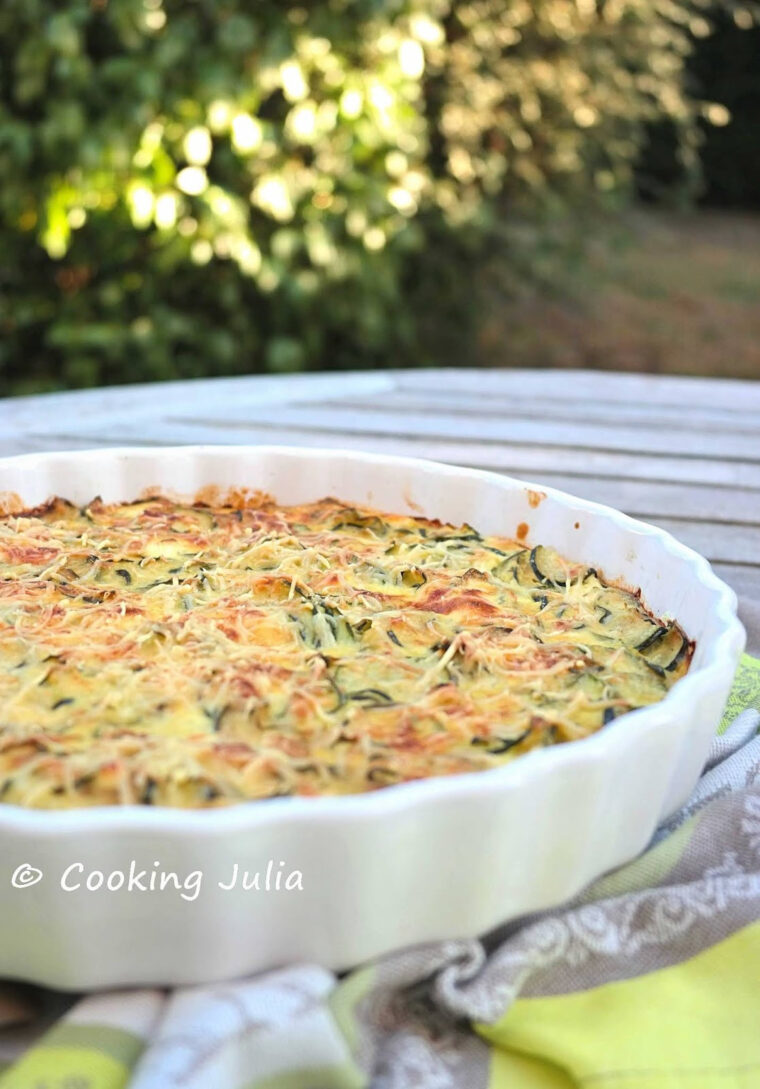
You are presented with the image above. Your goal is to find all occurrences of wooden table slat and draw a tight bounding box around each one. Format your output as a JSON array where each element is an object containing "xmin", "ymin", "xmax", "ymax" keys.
[
  {"xmin": 713, "ymin": 563, "xmax": 760, "ymax": 601},
  {"xmin": 9, "ymin": 421, "xmax": 760, "ymax": 490},
  {"xmin": 0, "ymin": 372, "xmax": 397, "ymax": 428},
  {"xmin": 635, "ymin": 518, "xmax": 760, "ymax": 565},
  {"xmin": 337, "ymin": 390, "xmax": 760, "ymax": 435},
  {"xmin": 479, "ymin": 472, "xmax": 760, "ymax": 526},
  {"xmin": 164, "ymin": 404, "xmax": 760, "ymax": 461},
  {"xmin": 1, "ymin": 369, "xmax": 757, "ymax": 632},
  {"xmin": 396, "ymin": 368, "xmax": 760, "ymax": 411}
]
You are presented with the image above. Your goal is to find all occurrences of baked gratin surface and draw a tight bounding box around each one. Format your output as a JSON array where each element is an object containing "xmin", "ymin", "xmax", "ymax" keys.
[{"xmin": 0, "ymin": 495, "xmax": 692, "ymax": 808}]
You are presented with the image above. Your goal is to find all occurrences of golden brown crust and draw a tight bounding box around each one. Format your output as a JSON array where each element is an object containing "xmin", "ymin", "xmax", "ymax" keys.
[{"xmin": 0, "ymin": 495, "xmax": 692, "ymax": 808}]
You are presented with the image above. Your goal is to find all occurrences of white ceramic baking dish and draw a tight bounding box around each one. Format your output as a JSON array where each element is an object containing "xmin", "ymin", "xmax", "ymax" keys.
[{"xmin": 0, "ymin": 446, "xmax": 744, "ymax": 990}]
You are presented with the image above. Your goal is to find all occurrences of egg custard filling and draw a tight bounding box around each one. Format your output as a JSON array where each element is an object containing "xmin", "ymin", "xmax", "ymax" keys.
[{"xmin": 0, "ymin": 494, "xmax": 692, "ymax": 808}]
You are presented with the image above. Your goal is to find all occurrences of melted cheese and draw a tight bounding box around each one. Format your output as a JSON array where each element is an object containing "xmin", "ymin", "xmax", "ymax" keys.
[{"xmin": 0, "ymin": 495, "xmax": 692, "ymax": 808}]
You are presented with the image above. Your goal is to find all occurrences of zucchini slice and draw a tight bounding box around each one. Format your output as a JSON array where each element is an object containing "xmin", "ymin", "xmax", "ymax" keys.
[
  {"xmin": 529, "ymin": 545, "xmax": 568, "ymax": 588},
  {"xmin": 594, "ymin": 590, "xmax": 661, "ymax": 650},
  {"xmin": 572, "ymin": 670, "xmax": 606, "ymax": 699},
  {"xmin": 400, "ymin": 567, "xmax": 427, "ymax": 589},
  {"xmin": 332, "ymin": 509, "xmax": 387, "ymax": 535},
  {"xmin": 482, "ymin": 727, "xmax": 531, "ymax": 754},
  {"xmin": 491, "ymin": 549, "xmax": 529, "ymax": 584},
  {"xmin": 639, "ymin": 624, "xmax": 689, "ymax": 672},
  {"xmin": 636, "ymin": 625, "xmax": 668, "ymax": 652},
  {"xmin": 508, "ymin": 548, "xmax": 544, "ymax": 587}
]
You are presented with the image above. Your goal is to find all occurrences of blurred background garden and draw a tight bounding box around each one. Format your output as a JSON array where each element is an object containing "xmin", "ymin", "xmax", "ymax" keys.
[{"xmin": 1, "ymin": 0, "xmax": 758, "ymax": 396}]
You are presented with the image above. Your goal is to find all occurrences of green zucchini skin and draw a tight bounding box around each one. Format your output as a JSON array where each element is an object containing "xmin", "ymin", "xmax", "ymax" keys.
[
  {"xmin": 636, "ymin": 625, "xmax": 668, "ymax": 652},
  {"xmin": 665, "ymin": 633, "xmax": 690, "ymax": 673},
  {"xmin": 528, "ymin": 545, "xmax": 568, "ymax": 587},
  {"xmin": 481, "ymin": 728, "xmax": 532, "ymax": 755},
  {"xmin": 639, "ymin": 625, "xmax": 689, "ymax": 672},
  {"xmin": 0, "ymin": 495, "xmax": 693, "ymax": 808}
]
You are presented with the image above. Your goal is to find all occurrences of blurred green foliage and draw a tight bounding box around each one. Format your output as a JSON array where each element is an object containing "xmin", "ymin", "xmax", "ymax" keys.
[
  {"xmin": 638, "ymin": 5, "xmax": 760, "ymax": 207},
  {"xmin": 0, "ymin": 0, "xmax": 734, "ymax": 393}
]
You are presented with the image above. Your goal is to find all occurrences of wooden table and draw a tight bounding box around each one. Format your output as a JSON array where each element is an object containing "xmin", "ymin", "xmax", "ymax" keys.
[{"xmin": 2, "ymin": 367, "xmax": 758, "ymax": 652}]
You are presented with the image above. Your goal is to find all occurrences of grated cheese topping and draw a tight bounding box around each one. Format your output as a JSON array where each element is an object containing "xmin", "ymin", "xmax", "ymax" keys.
[{"xmin": 0, "ymin": 495, "xmax": 692, "ymax": 808}]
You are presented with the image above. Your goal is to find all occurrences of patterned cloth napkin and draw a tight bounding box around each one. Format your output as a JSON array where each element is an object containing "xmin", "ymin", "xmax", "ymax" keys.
[{"xmin": 1, "ymin": 656, "xmax": 759, "ymax": 1089}]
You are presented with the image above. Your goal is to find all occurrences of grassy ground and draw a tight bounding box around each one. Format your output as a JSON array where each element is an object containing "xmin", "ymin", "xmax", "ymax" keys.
[{"xmin": 478, "ymin": 210, "xmax": 760, "ymax": 380}]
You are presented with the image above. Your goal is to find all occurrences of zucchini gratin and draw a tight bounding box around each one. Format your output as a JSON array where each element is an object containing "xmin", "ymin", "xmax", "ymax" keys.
[{"xmin": 0, "ymin": 494, "xmax": 692, "ymax": 808}]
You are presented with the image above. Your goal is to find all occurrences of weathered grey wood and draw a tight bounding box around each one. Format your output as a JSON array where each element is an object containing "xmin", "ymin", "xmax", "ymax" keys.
[
  {"xmin": 8, "ymin": 422, "xmax": 759, "ymax": 527},
  {"xmin": 1, "ymin": 372, "xmax": 395, "ymax": 422},
  {"xmin": 0, "ymin": 368, "xmax": 758, "ymax": 636},
  {"xmin": 713, "ymin": 564, "xmax": 760, "ymax": 602},
  {"xmin": 634, "ymin": 519, "xmax": 760, "ymax": 566},
  {"xmin": 396, "ymin": 367, "xmax": 760, "ymax": 412},
  {"xmin": 468, "ymin": 473, "xmax": 760, "ymax": 526},
  {"xmin": 164, "ymin": 403, "xmax": 760, "ymax": 461},
  {"xmin": 391, "ymin": 377, "xmax": 760, "ymax": 418},
  {"xmin": 16, "ymin": 418, "xmax": 760, "ymax": 490},
  {"xmin": 333, "ymin": 389, "xmax": 760, "ymax": 435}
]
